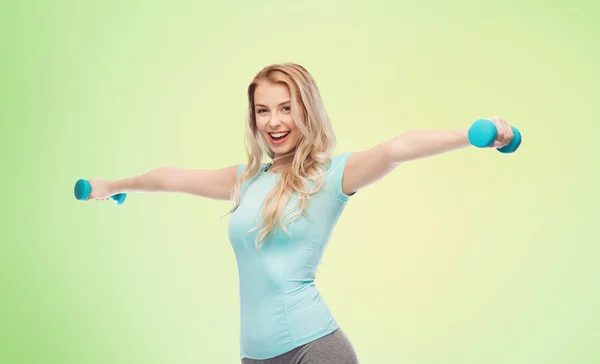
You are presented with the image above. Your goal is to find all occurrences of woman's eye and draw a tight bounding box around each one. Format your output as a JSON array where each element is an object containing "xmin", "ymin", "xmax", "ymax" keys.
[{"xmin": 257, "ymin": 107, "xmax": 289, "ymax": 113}]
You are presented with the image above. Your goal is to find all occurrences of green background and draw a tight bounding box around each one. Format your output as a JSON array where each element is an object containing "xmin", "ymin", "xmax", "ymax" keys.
[{"xmin": 3, "ymin": 0, "xmax": 599, "ymax": 363}]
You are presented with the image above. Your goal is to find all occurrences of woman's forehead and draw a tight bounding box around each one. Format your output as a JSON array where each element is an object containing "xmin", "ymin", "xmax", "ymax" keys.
[{"xmin": 254, "ymin": 82, "xmax": 290, "ymax": 105}]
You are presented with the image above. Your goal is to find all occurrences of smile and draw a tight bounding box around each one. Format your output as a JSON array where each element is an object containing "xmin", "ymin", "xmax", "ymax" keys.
[{"xmin": 268, "ymin": 131, "xmax": 290, "ymax": 144}]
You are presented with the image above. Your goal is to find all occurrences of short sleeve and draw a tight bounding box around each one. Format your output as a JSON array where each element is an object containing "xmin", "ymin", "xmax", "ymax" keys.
[
  {"xmin": 236, "ymin": 164, "xmax": 246, "ymax": 178},
  {"xmin": 326, "ymin": 152, "xmax": 356, "ymax": 201}
]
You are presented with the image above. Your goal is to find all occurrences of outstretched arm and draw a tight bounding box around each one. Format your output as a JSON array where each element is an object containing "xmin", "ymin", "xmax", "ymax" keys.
[
  {"xmin": 341, "ymin": 117, "xmax": 514, "ymax": 196},
  {"xmin": 84, "ymin": 164, "xmax": 241, "ymax": 202},
  {"xmin": 111, "ymin": 165, "xmax": 241, "ymax": 200}
]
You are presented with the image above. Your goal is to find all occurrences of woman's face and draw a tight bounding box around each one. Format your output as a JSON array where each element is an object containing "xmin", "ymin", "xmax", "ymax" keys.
[{"xmin": 254, "ymin": 81, "xmax": 301, "ymax": 161}]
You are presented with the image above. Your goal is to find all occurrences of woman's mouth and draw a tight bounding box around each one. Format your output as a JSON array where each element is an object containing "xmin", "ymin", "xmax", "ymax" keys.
[{"xmin": 268, "ymin": 131, "xmax": 290, "ymax": 145}]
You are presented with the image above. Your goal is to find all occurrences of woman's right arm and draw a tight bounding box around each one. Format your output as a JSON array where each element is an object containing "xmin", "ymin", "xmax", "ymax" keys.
[{"xmin": 107, "ymin": 165, "xmax": 241, "ymax": 201}]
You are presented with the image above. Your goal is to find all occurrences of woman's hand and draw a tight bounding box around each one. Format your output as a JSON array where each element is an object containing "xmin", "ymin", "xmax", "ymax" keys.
[
  {"xmin": 486, "ymin": 116, "xmax": 515, "ymax": 148},
  {"xmin": 87, "ymin": 178, "xmax": 115, "ymax": 201}
]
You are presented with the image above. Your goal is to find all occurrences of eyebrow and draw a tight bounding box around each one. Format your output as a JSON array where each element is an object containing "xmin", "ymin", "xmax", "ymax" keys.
[{"xmin": 255, "ymin": 100, "xmax": 291, "ymax": 108}]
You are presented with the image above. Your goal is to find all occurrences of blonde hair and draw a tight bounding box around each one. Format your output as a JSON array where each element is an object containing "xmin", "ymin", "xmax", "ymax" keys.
[{"xmin": 224, "ymin": 63, "xmax": 337, "ymax": 249}]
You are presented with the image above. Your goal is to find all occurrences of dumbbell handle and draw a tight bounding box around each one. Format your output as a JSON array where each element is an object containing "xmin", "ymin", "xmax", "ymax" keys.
[
  {"xmin": 74, "ymin": 179, "xmax": 127, "ymax": 205},
  {"xmin": 468, "ymin": 119, "xmax": 522, "ymax": 153}
]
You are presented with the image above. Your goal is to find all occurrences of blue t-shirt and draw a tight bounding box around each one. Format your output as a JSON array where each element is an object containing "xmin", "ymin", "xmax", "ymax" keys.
[{"xmin": 227, "ymin": 152, "xmax": 355, "ymax": 360}]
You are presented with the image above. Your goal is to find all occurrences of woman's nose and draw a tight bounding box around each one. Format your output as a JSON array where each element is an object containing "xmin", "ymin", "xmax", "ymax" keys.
[{"xmin": 268, "ymin": 114, "xmax": 282, "ymax": 127}]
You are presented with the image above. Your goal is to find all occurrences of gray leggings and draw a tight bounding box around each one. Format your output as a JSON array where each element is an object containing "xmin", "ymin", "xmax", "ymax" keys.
[{"xmin": 241, "ymin": 328, "xmax": 359, "ymax": 364}]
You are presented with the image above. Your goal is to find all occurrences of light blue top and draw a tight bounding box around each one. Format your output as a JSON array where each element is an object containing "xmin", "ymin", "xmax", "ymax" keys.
[{"xmin": 227, "ymin": 152, "xmax": 356, "ymax": 360}]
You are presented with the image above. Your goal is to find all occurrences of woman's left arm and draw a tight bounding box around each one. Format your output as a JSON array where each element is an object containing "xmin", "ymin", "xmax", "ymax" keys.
[{"xmin": 341, "ymin": 117, "xmax": 514, "ymax": 196}]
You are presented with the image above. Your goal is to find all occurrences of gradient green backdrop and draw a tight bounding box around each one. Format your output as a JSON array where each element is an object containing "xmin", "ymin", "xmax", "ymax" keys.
[{"xmin": 2, "ymin": 0, "xmax": 599, "ymax": 363}]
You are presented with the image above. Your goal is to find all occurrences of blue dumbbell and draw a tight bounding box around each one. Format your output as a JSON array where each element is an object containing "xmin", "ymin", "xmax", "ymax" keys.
[
  {"xmin": 468, "ymin": 119, "xmax": 522, "ymax": 153},
  {"xmin": 74, "ymin": 179, "xmax": 127, "ymax": 205}
]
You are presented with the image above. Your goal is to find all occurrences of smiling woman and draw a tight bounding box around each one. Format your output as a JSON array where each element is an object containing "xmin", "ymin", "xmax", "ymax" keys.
[
  {"xmin": 229, "ymin": 63, "xmax": 341, "ymax": 249},
  {"xmin": 80, "ymin": 62, "xmax": 519, "ymax": 364}
]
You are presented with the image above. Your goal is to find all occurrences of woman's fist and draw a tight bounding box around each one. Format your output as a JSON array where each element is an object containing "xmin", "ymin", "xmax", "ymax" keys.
[{"xmin": 486, "ymin": 116, "xmax": 514, "ymax": 148}]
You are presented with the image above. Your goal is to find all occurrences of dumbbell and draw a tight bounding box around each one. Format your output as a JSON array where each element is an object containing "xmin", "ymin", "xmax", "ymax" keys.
[
  {"xmin": 74, "ymin": 179, "xmax": 127, "ymax": 205},
  {"xmin": 468, "ymin": 119, "xmax": 522, "ymax": 153}
]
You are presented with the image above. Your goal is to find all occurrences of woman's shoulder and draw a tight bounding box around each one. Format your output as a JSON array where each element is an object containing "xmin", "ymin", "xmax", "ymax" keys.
[
  {"xmin": 235, "ymin": 162, "xmax": 272, "ymax": 179},
  {"xmin": 326, "ymin": 152, "xmax": 354, "ymax": 172}
]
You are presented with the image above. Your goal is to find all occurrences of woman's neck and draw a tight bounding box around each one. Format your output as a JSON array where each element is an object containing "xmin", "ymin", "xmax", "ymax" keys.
[
  {"xmin": 270, "ymin": 154, "xmax": 294, "ymax": 172},
  {"xmin": 266, "ymin": 161, "xmax": 291, "ymax": 173}
]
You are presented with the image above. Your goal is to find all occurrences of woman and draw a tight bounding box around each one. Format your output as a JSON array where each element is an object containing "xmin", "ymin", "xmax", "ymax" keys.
[{"xmin": 86, "ymin": 63, "xmax": 514, "ymax": 363}]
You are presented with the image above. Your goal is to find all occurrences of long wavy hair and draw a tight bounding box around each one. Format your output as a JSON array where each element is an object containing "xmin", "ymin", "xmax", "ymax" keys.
[{"xmin": 224, "ymin": 63, "xmax": 337, "ymax": 250}]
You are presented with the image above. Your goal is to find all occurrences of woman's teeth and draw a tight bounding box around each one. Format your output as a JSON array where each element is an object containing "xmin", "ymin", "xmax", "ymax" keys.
[{"xmin": 269, "ymin": 131, "xmax": 290, "ymax": 143}]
